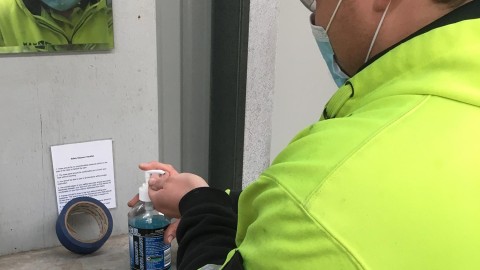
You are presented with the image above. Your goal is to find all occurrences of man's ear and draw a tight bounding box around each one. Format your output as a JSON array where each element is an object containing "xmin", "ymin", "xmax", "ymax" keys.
[{"xmin": 373, "ymin": 0, "xmax": 392, "ymax": 12}]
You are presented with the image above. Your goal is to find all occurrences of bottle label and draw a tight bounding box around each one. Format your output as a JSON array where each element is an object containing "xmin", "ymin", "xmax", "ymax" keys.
[{"xmin": 129, "ymin": 225, "xmax": 171, "ymax": 270}]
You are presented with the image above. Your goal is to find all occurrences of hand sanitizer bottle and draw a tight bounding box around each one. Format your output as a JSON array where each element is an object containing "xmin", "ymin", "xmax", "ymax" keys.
[{"xmin": 129, "ymin": 170, "xmax": 171, "ymax": 270}]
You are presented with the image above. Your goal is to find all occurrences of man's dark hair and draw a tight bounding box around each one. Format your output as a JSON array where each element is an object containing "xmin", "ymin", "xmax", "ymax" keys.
[{"xmin": 433, "ymin": 0, "xmax": 470, "ymax": 8}]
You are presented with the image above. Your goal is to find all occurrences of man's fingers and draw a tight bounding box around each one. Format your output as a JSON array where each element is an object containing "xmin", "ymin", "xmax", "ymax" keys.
[
  {"xmin": 139, "ymin": 161, "xmax": 179, "ymax": 176},
  {"xmin": 148, "ymin": 175, "xmax": 166, "ymax": 191},
  {"xmin": 127, "ymin": 194, "xmax": 139, "ymax": 207},
  {"xmin": 164, "ymin": 219, "xmax": 180, "ymax": 244}
]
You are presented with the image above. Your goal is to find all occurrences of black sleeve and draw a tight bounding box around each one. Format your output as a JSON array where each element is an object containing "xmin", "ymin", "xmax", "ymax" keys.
[
  {"xmin": 176, "ymin": 187, "xmax": 238, "ymax": 270},
  {"xmin": 229, "ymin": 190, "xmax": 242, "ymax": 214}
]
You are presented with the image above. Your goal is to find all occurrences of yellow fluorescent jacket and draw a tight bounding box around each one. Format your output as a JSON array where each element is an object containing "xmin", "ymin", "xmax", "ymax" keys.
[{"xmin": 230, "ymin": 13, "xmax": 480, "ymax": 270}]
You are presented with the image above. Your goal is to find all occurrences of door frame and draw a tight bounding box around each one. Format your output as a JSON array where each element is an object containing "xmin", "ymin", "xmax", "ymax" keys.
[{"xmin": 208, "ymin": 0, "xmax": 250, "ymax": 190}]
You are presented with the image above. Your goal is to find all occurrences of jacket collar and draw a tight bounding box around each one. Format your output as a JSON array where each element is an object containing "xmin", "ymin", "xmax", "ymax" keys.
[
  {"xmin": 323, "ymin": 1, "xmax": 480, "ymax": 119},
  {"xmin": 359, "ymin": 0, "xmax": 480, "ymax": 73}
]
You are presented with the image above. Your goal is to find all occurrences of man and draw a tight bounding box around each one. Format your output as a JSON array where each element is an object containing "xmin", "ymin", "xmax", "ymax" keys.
[
  {"xmin": 130, "ymin": 0, "xmax": 480, "ymax": 269},
  {"xmin": 0, "ymin": 0, "xmax": 113, "ymax": 52}
]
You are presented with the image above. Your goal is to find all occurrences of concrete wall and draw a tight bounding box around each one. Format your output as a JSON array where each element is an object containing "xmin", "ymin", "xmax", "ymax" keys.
[
  {"xmin": 0, "ymin": 0, "xmax": 168, "ymax": 255},
  {"xmin": 270, "ymin": 1, "xmax": 336, "ymax": 160},
  {"xmin": 242, "ymin": 0, "xmax": 336, "ymax": 187},
  {"xmin": 0, "ymin": 0, "xmax": 326, "ymax": 256},
  {"xmin": 242, "ymin": 0, "xmax": 278, "ymax": 187}
]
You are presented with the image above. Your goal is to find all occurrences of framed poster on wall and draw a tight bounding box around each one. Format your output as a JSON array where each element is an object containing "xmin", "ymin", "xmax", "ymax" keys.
[{"xmin": 0, "ymin": 0, "xmax": 114, "ymax": 54}]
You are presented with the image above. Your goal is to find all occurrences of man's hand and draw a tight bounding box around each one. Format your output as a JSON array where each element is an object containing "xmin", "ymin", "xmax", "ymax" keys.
[
  {"xmin": 164, "ymin": 219, "xmax": 180, "ymax": 244},
  {"xmin": 128, "ymin": 161, "xmax": 180, "ymax": 207},
  {"xmin": 148, "ymin": 172, "xmax": 208, "ymax": 218},
  {"xmin": 127, "ymin": 194, "xmax": 140, "ymax": 208},
  {"xmin": 127, "ymin": 161, "xmax": 208, "ymax": 243}
]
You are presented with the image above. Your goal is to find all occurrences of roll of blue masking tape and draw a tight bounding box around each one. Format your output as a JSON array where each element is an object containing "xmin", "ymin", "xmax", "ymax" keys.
[{"xmin": 56, "ymin": 197, "xmax": 113, "ymax": 254}]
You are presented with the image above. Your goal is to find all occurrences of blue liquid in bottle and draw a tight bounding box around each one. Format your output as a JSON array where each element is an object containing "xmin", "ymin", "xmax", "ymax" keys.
[{"xmin": 129, "ymin": 195, "xmax": 171, "ymax": 269}]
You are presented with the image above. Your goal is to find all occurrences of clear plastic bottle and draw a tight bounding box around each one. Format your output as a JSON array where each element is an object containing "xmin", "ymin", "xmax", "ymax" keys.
[{"xmin": 129, "ymin": 170, "xmax": 171, "ymax": 270}]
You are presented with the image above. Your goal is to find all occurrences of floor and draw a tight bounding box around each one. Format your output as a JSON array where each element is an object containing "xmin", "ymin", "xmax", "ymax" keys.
[{"xmin": 0, "ymin": 234, "xmax": 177, "ymax": 270}]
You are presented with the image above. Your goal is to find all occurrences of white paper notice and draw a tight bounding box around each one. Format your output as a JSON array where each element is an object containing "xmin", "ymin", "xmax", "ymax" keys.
[{"xmin": 51, "ymin": 139, "xmax": 116, "ymax": 214}]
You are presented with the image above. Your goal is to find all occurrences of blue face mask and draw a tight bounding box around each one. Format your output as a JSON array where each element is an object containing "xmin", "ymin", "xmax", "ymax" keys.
[
  {"xmin": 311, "ymin": 0, "xmax": 391, "ymax": 88},
  {"xmin": 311, "ymin": 0, "xmax": 348, "ymax": 87},
  {"xmin": 41, "ymin": 0, "xmax": 80, "ymax": 12},
  {"xmin": 311, "ymin": 22, "xmax": 349, "ymax": 88}
]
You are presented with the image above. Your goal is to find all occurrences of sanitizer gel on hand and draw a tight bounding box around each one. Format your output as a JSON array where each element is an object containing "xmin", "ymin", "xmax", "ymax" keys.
[{"xmin": 129, "ymin": 170, "xmax": 171, "ymax": 270}]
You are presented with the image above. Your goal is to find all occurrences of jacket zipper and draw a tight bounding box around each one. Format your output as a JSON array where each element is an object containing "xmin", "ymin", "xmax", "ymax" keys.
[
  {"xmin": 71, "ymin": 11, "xmax": 96, "ymax": 43},
  {"xmin": 35, "ymin": 19, "xmax": 71, "ymax": 44}
]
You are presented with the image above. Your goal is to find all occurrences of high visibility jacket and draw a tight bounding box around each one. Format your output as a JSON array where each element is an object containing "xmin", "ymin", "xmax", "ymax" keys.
[
  {"xmin": 166, "ymin": 1, "xmax": 480, "ymax": 269},
  {"xmin": 230, "ymin": 3, "xmax": 480, "ymax": 269}
]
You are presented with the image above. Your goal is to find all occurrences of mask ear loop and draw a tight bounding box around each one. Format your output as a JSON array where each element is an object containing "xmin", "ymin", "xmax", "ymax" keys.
[
  {"xmin": 326, "ymin": 0, "xmax": 344, "ymax": 32},
  {"xmin": 365, "ymin": 1, "xmax": 391, "ymax": 62}
]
